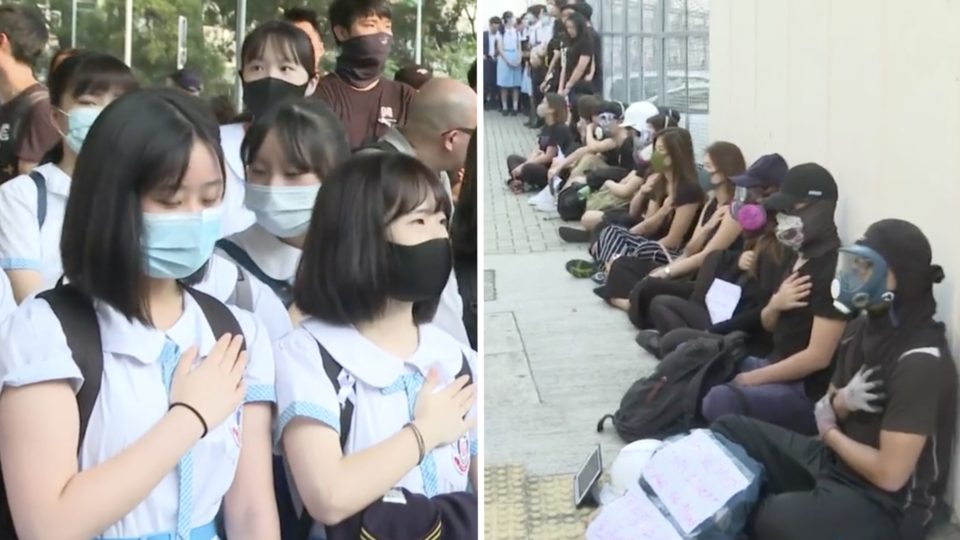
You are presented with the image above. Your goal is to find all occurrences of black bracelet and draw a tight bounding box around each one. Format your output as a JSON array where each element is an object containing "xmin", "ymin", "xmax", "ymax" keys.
[
  {"xmin": 169, "ymin": 402, "xmax": 208, "ymax": 438},
  {"xmin": 405, "ymin": 422, "xmax": 426, "ymax": 465}
]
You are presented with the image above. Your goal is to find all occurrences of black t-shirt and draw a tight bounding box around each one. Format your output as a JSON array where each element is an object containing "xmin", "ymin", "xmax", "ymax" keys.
[
  {"xmin": 0, "ymin": 83, "xmax": 58, "ymax": 184},
  {"xmin": 546, "ymin": 36, "xmax": 564, "ymax": 89},
  {"xmin": 314, "ymin": 75, "xmax": 415, "ymax": 151},
  {"xmin": 589, "ymin": 27, "xmax": 603, "ymax": 95},
  {"xmin": 770, "ymin": 250, "xmax": 845, "ymax": 397},
  {"xmin": 829, "ymin": 319, "xmax": 957, "ymax": 536},
  {"xmin": 565, "ymin": 36, "xmax": 594, "ymax": 85},
  {"xmin": 652, "ymin": 179, "xmax": 705, "ymax": 242},
  {"xmin": 538, "ymin": 123, "xmax": 577, "ymax": 156},
  {"xmin": 602, "ymin": 135, "xmax": 634, "ymax": 168}
]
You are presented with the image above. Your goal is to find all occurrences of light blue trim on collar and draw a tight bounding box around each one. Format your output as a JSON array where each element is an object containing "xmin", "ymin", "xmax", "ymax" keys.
[
  {"xmin": 244, "ymin": 383, "xmax": 276, "ymax": 404},
  {"xmin": 96, "ymin": 519, "xmax": 217, "ymax": 540},
  {"xmin": 275, "ymin": 401, "xmax": 340, "ymax": 448}
]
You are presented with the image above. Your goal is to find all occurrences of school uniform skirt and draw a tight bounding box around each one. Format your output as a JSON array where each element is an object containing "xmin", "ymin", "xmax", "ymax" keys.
[
  {"xmin": 497, "ymin": 49, "xmax": 523, "ymax": 88},
  {"xmin": 594, "ymin": 224, "xmax": 683, "ymax": 266}
]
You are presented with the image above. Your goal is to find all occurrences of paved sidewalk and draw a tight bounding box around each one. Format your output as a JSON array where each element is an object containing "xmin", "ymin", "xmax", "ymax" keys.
[
  {"xmin": 481, "ymin": 111, "xmax": 960, "ymax": 539},
  {"xmin": 483, "ymin": 111, "xmax": 659, "ymax": 539}
]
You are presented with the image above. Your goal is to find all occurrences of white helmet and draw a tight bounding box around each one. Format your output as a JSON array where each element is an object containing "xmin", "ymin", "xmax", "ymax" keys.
[
  {"xmin": 608, "ymin": 439, "xmax": 662, "ymax": 497},
  {"xmin": 622, "ymin": 101, "xmax": 660, "ymax": 132}
]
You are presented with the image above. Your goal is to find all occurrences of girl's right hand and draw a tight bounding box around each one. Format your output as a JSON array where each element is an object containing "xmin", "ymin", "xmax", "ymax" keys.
[
  {"xmin": 169, "ymin": 334, "xmax": 247, "ymax": 433},
  {"xmin": 413, "ymin": 368, "xmax": 477, "ymax": 449},
  {"xmin": 738, "ymin": 250, "xmax": 756, "ymax": 272}
]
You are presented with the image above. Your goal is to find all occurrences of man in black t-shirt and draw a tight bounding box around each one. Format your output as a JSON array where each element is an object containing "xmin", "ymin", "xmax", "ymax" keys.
[
  {"xmin": 712, "ymin": 219, "xmax": 956, "ymax": 540},
  {"xmin": 701, "ymin": 164, "xmax": 847, "ymax": 435},
  {"xmin": 0, "ymin": 5, "xmax": 59, "ymax": 184}
]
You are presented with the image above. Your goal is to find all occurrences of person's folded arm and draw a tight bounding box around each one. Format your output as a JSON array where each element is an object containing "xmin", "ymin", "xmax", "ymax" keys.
[
  {"xmin": 668, "ymin": 215, "xmax": 743, "ymax": 278},
  {"xmin": 658, "ymin": 203, "xmax": 699, "ymax": 250},
  {"xmin": 743, "ymin": 316, "xmax": 846, "ymax": 385},
  {"xmin": 630, "ymin": 200, "xmax": 666, "ymax": 235},
  {"xmin": 606, "ymin": 175, "xmax": 643, "ymax": 198},
  {"xmin": 528, "ymin": 146, "xmax": 558, "ymax": 166},
  {"xmin": 822, "ymin": 429, "xmax": 926, "ymax": 492}
]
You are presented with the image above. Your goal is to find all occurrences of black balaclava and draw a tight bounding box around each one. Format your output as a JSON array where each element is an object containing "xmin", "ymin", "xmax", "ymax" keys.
[
  {"xmin": 853, "ymin": 219, "xmax": 946, "ymax": 374},
  {"xmin": 795, "ymin": 200, "xmax": 841, "ymax": 259}
]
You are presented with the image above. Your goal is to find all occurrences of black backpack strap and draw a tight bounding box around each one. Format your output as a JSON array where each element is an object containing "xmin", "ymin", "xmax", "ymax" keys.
[
  {"xmin": 216, "ymin": 239, "xmax": 294, "ymax": 308},
  {"xmin": 36, "ymin": 285, "xmax": 102, "ymax": 447},
  {"xmin": 298, "ymin": 340, "xmax": 356, "ymax": 540},
  {"xmin": 185, "ymin": 288, "xmax": 246, "ymax": 346},
  {"xmin": 28, "ymin": 170, "xmax": 46, "ymax": 228}
]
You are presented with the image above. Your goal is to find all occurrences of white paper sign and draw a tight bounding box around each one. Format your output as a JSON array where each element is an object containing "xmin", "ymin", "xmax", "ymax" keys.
[
  {"xmin": 586, "ymin": 489, "xmax": 683, "ymax": 540},
  {"xmin": 642, "ymin": 430, "xmax": 750, "ymax": 535},
  {"xmin": 705, "ymin": 278, "xmax": 742, "ymax": 324}
]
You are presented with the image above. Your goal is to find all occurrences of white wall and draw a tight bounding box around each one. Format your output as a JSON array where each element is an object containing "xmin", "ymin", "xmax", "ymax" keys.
[{"xmin": 710, "ymin": 0, "xmax": 960, "ymax": 516}]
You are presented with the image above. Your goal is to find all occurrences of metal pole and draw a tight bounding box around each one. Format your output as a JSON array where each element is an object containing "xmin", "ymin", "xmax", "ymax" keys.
[
  {"xmin": 123, "ymin": 0, "xmax": 132, "ymax": 66},
  {"xmin": 235, "ymin": 0, "xmax": 247, "ymax": 112},
  {"xmin": 70, "ymin": 0, "xmax": 76, "ymax": 48},
  {"xmin": 415, "ymin": 0, "xmax": 422, "ymax": 64}
]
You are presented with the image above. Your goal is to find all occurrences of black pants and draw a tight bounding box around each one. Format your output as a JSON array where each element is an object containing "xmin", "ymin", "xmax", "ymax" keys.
[
  {"xmin": 648, "ymin": 295, "xmax": 711, "ymax": 335},
  {"xmin": 483, "ymin": 57, "xmax": 498, "ymax": 106},
  {"xmin": 506, "ymin": 154, "xmax": 548, "ymax": 190},
  {"xmin": 586, "ymin": 166, "xmax": 631, "ymax": 190},
  {"xmin": 711, "ymin": 416, "xmax": 900, "ymax": 540},
  {"xmin": 627, "ymin": 277, "xmax": 696, "ymax": 329}
]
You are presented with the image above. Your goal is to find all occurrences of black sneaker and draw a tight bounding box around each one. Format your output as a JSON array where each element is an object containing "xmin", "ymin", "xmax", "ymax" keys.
[
  {"xmin": 635, "ymin": 330, "xmax": 662, "ymax": 358},
  {"xmin": 558, "ymin": 226, "xmax": 590, "ymax": 243}
]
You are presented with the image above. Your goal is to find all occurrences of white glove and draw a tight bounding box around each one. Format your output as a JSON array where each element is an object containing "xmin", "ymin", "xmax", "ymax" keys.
[{"xmin": 839, "ymin": 366, "xmax": 884, "ymax": 413}]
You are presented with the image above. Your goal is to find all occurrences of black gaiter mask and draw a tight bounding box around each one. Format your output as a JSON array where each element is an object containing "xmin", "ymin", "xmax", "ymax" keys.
[
  {"xmin": 242, "ymin": 77, "xmax": 308, "ymax": 118},
  {"xmin": 335, "ymin": 33, "xmax": 393, "ymax": 87},
  {"xmin": 387, "ymin": 238, "xmax": 453, "ymax": 302}
]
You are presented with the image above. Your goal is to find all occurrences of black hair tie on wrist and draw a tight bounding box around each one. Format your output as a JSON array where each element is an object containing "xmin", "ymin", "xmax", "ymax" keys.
[{"xmin": 169, "ymin": 402, "xmax": 208, "ymax": 438}]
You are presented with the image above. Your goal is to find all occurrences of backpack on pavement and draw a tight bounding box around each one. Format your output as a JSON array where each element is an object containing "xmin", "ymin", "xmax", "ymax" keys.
[{"xmin": 597, "ymin": 332, "xmax": 748, "ymax": 443}]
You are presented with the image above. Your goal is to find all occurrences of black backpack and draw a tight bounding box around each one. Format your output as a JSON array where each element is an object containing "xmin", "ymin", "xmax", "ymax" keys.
[
  {"xmin": 0, "ymin": 284, "xmax": 243, "ymax": 539},
  {"xmin": 597, "ymin": 332, "xmax": 747, "ymax": 443},
  {"xmin": 216, "ymin": 239, "xmax": 294, "ymax": 309},
  {"xmin": 557, "ymin": 186, "xmax": 586, "ymax": 222}
]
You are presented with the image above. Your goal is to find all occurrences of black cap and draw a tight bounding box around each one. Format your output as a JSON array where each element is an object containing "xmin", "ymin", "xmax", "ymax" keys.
[
  {"xmin": 730, "ymin": 153, "xmax": 788, "ymax": 189},
  {"xmin": 597, "ymin": 100, "xmax": 625, "ymax": 120},
  {"xmin": 763, "ymin": 163, "xmax": 838, "ymax": 212}
]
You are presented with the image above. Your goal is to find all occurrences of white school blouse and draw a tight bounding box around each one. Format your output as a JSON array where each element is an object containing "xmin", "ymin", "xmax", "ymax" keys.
[
  {"xmin": 275, "ymin": 318, "xmax": 479, "ymax": 497},
  {"xmin": 0, "ymin": 271, "xmax": 13, "ymax": 322},
  {"xmin": 0, "ymin": 163, "xmax": 71, "ymax": 291},
  {"xmin": 0, "ymin": 292, "xmax": 276, "ymax": 538},
  {"xmin": 219, "ymin": 123, "xmax": 256, "ymax": 238}
]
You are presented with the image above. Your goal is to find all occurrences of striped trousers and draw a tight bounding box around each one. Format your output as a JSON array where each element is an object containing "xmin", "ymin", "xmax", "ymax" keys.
[{"xmin": 594, "ymin": 224, "xmax": 683, "ymax": 265}]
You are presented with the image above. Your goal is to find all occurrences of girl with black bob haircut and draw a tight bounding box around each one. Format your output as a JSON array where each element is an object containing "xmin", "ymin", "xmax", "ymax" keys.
[
  {"xmin": 221, "ymin": 20, "xmax": 319, "ymax": 237},
  {"xmin": 0, "ymin": 89, "xmax": 280, "ymax": 539},
  {"xmin": 276, "ymin": 152, "xmax": 478, "ymax": 537},
  {"xmin": 0, "ymin": 51, "xmax": 138, "ymax": 303},
  {"xmin": 202, "ymin": 97, "xmax": 350, "ymax": 342}
]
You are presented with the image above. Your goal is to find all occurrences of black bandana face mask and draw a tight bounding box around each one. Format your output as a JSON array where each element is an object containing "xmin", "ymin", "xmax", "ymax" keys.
[
  {"xmin": 387, "ymin": 238, "xmax": 453, "ymax": 303},
  {"xmin": 335, "ymin": 33, "xmax": 393, "ymax": 87},
  {"xmin": 242, "ymin": 77, "xmax": 308, "ymax": 118}
]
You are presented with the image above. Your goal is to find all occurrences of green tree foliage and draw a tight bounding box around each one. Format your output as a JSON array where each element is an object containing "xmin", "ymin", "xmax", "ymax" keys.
[{"xmin": 36, "ymin": 0, "xmax": 475, "ymax": 98}]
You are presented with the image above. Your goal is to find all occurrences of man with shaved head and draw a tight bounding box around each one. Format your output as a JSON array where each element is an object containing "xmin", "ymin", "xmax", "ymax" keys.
[{"xmin": 375, "ymin": 77, "xmax": 477, "ymax": 181}]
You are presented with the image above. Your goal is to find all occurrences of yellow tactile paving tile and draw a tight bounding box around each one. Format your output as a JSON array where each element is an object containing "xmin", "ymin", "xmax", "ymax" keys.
[{"xmin": 484, "ymin": 465, "xmax": 593, "ymax": 539}]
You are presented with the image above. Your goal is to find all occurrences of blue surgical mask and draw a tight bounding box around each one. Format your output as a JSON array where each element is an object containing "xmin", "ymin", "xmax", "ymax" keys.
[
  {"xmin": 141, "ymin": 207, "xmax": 222, "ymax": 279},
  {"xmin": 61, "ymin": 106, "xmax": 104, "ymax": 154},
  {"xmin": 244, "ymin": 183, "xmax": 319, "ymax": 238}
]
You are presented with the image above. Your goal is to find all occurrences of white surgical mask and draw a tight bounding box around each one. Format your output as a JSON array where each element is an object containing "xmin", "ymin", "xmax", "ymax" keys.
[{"xmin": 244, "ymin": 184, "xmax": 320, "ymax": 238}]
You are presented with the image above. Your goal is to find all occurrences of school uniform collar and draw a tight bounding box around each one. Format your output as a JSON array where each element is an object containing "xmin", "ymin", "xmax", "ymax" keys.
[
  {"xmin": 220, "ymin": 123, "xmax": 246, "ymax": 183},
  {"xmin": 233, "ymin": 224, "xmax": 302, "ymax": 282},
  {"xmin": 35, "ymin": 163, "xmax": 72, "ymax": 196},
  {"xmin": 301, "ymin": 318, "xmax": 463, "ymax": 388},
  {"xmin": 96, "ymin": 292, "xmax": 216, "ymax": 364}
]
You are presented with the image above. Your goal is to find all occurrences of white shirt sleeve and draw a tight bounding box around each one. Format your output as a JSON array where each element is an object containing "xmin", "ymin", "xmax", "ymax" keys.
[
  {"xmin": 0, "ymin": 272, "xmax": 14, "ymax": 323},
  {"xmin": 274, "ymin": 328, "xmax": 341, "ymax": 447},
  {"xmin": 0, "ymin": 178, "xmax": 42, "ymax": 271},
  {"xmin": 243, "ymin": 273, "xmax": 294, "ymax": 343},
  {"xmin": 229, "ymin": 307, "xmax": 276, "ymax": 404},
  {"xmin": 0, "ymin": 297, "xmax": 82, "ymax": 392}
]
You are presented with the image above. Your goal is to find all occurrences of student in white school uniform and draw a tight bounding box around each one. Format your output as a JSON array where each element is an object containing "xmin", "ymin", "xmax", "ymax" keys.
[
  {"xmin": 0, "ymin": 51, "xmax": 138, "ymax": 303},
  {"xmin": 198, "ymin": 97, "xmax": 350, "ymax": 342},
  {"xmin": 0, "ymin": 90, "xmax": 279, "ymax": 539},
  {"xmin": 276, "ymin": 152, "xmax": 478, "ymax": 538},
  {"xmin": 219, "ymin": 21, "xmax": 321, "ymax": 238},
  {"xmin": 0, "ymin": 271, "xmax": 14, "ymax": 322}
]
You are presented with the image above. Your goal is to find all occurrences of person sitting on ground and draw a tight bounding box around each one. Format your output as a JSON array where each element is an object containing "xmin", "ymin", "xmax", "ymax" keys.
[
  {"xmin": 548, "ymin": 100, "xmax": 628, "ymax": 184},
  {"xmin": 506, "ymin": 93, "xmax": 577, "ymax": 194},
  {"xmin": 168, "ymin": 68, "xmax": 203, "ymax": 96},
  {"xmin": 700, "ymin": 163, "xmax": 846, "ymax": 435},
  {"xmin": 394, "ymin": 64, "xmax": 433, "ymax": 90},
  {"xmin": 0, "ymin": 5, "xmax": 61, "ymax": 185},
  {"xmin": 314, "ymin": 0, "xmax": 414, "ymax": 150},
  {"xmin": 556, "ymin": 100, "xmax": 661, "ymax": 242},
  {"xmin": 712, "ymin": 218, "xmax": 956, "ymax": 540},
  {"xmin": 597, "ymin": 141, "xmax": 747, "ymax": 307},
  {"xmin": 565, "ymin": 127, "xmax": 704, "ymax": 284},
  {"xmin": 283, "ymin": 7, "xmax": 326, "ymax": 76}
]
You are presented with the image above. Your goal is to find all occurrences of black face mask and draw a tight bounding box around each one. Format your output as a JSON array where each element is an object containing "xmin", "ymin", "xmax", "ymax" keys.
[
  {"xmin": 335, "ymin": 33, "xmax": 393, "ymax": 87},
  {"xmin": 387, "ymin": 238, "xmax": 452, "ymax": 303},
  {"xmin": 242, "ymin": 77, "xmax": 307, "ymax": 118}
]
